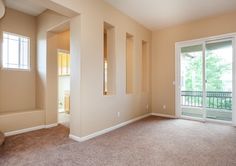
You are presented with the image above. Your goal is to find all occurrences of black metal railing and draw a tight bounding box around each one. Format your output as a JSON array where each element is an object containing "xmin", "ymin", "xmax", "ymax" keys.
[{"xmin": 181, "ymin": 91, "xmax": 232, "ymax": 110}]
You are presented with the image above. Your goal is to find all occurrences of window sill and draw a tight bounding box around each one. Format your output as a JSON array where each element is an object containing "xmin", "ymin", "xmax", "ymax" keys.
[{"xmin": 1, "ymin": 67, "xmax": 31, "ymax": 72}]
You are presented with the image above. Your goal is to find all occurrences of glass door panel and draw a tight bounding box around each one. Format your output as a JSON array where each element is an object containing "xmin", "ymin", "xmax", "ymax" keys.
[
  {"xmin": 205, "ymin": 40, "xmax": 233, "ymax": 121},
  {"xmin": 180, "ymin": 44, "xmax": 204, "ymax": 118}
]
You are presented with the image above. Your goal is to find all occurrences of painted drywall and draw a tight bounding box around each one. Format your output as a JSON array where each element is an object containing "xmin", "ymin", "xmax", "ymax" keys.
[
  {"xmin": 36, "ymin": 10, "xmax": 69, "ymax": 125},
  {"xmin": 70, "ymin": 15, "xmax": 82, "ymax": 136},
  {"xmin": 46, "ymin": 29, "xmax": 70, "ymax": 124},
  {"xmin": 1, "ymin": 0, "xmax": 150, "ymax": 135},
  {"xmin": 104, "ymin": 25, "xmax": 116, "ymax": 95},
  {"xmin": 57, "ymin": 30, "xmax": 70, "ymax": 110},
  {"xmin": 0, "ymin": 0, "xmax": 5, "ymax": 19},
  {"xmin": 57, "ymin": 30, "xmax": 70, "ymax": 50},
  {"xmin": 126, "ymin": 35, "xmax": 134, "ymax": 94},
  {"xmin": 142, "ymin": 41, "xmax": 149, "ymax": 93},
  {"xmin": 0, "ymin": 110, "xmax": 44, "ymax": 132},
  {"xmin": 0, "ymin": 8, "xmax": 36, "ymax": 113},
  {"xmin": 50, "ymin": 0, "xmax": 151, "ymax": 137},
  {"xmin": 152, "ymin": 11, "xmax": 236, "ymax": 116}
]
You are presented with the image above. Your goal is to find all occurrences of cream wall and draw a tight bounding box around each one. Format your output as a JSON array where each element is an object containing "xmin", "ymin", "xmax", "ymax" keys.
[
  {"xmin": 49, "ymin": 0, "xmax": 151, "ymax": 137},
  {"xmin": 0, "ymin": 8, "xmax": 36, "ymax": 113},
  {"xmin": 57, "ymin": 30, "xmax": 70, "ymax": 109},
  {"xmin": 0, "ymin": 0, "xmax": 5, "ymax": 19},
  {"xmin": 70, "ymin": 16, "xmax": 82, "ymax": 136},
  {"xmin": 1, "ymin": 0, "xmax": 151, "ymax": 135},
  {"xmin": 36, "ymin": 10, "xmax": 69, "ymax": 125},
  {"xmin": 152, "ymin": 11, "xmax": 236, "ymax": 116},
  {"xmin": 0, "ymin": 110, "xmax": 44, "ymax": 133},
  {"xmin": 0, "ymin": 8, "xmax": 43, "ymax": 133},
  {"xmin": 46, "ymin": 30, "xmax": 70, "ymax": 124},
  {"xmin": 57, "ymin": 30, "xmax": 70, "ymax": 50},
  {"xmin": 126, "ymin": 35, "xmax": 134, "ymax": 94},
  {"xmin": 36, "ymin": 10, "xmax": 68, "ymax": 113}
]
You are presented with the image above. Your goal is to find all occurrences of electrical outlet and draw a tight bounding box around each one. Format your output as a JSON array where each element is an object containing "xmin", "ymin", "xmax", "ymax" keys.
[
  {"xmin": 146, "ymin": 104, "xmax": 149, "ymax": 111},
  {"xmin": 117, "ymin": 112, "xmax": 120, "ymax": 118},
  {"xmin": 163, "ymin": 105, "xmax": 166, "ymax": 110}
]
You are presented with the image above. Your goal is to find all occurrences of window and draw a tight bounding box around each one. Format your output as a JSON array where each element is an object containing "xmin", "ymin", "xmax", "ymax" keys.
[
  {"xmin": 2, "ymin": 32, "xmax": 30, "ymax": 70},
  {"xmin": 58, "ymin": 50, "xmax": 70, "ymax": 76}
]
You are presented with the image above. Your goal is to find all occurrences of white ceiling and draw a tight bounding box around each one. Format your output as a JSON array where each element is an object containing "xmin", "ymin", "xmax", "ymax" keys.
[
  {"xmin": 4, "ymin": 0, "xmax": 46, "ymax": 16},
  {"xmin": 105, "ymin": 0, "xmax": 236, "ymax": 30}
]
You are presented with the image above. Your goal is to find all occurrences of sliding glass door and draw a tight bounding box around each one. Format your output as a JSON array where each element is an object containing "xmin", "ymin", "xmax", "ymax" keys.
[
  {"xmin": 178, "ymin": 38, "xmax": 234, "ymax": 122},
  {"xmin": 180, "ymin": 44, "xmax": 204, "ymax": 118},
  {"xmin": 205, "ymin": 40, "xmax": 233, "ymax": 121}
]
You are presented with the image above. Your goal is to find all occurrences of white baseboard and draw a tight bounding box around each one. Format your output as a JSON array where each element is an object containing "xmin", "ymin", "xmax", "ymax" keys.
[
  {"xmin": 69, "ymin": 134, "xmax": 83, "ymax": 142},
  {"xmin": 69, "ymin": 113, "xmax": 151, "ymax": 142},
  {"xmin": 45, "ymin": 123, "xmax": 58, "ymax": 128},
  {"xmin": 4, "ymin": 123, "xmax": 58, "ymax": 137},
  {"xmin": 4, "ymin": 113, "xmax": 175, "ymax": 138},
  {"xmin": 4, "ymin": 125, "xmax": 45, "ymax": 137},
  {"xmin": 151, "ymin": 113, "xmax": 176, "ymax": 119}
]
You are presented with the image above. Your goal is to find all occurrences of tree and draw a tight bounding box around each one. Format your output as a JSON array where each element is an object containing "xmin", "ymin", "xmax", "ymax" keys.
[
  {"xmin": 183, "ymin": 51, "xmax": 231, "ymax": 91},
  {"xmin": 182, "ymin": 50, "xmax": 232, "ymax": 110}
]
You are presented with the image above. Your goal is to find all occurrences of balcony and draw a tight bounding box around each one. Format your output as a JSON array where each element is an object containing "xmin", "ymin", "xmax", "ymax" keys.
[{"xmin": 181, "ymin": 91, "xmax": 232, "ymax": 121}]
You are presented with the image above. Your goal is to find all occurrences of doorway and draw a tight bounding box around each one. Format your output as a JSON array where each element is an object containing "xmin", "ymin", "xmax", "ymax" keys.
[
  {"xmin": 176, "ymin": 34, "xmax": 236, "ymax": 124},
  {"xmin": 58, "ymin": 49, "xmax": 70, "ymax": 127},
  {"xmin": 47, "ymin": 22, "xmax": 71, "ymax": 128}
]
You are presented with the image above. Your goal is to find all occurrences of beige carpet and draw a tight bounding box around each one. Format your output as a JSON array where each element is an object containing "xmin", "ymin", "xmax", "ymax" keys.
[{"xmin": 1, "ymin": 116, "xmax": 236, "ymax": 166}]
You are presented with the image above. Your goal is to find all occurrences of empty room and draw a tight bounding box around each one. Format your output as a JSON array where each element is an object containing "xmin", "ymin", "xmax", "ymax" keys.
[{"xmin": 0, "ymin": 0, "xmax": 236, "ymax": 165}]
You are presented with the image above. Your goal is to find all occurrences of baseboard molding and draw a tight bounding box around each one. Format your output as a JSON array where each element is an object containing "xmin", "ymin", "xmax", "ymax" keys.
[
  {"xmin": 4, "ymin": 113, "xmax": 175, "ymax": 138},
  {"xmin": 45, "ymin": 123, "xmax": 58, "ymax": 128},
  {"xmin": 4, "ymin": 123, "xmax": 58, "ymax": 137},
  {"xmin": 69, "ymin": 134, "xmax": 83, "ymax": 142},
  {"xmin": 69, "ymin": 113, "xmax": 151, "ymax": 142},
  {"xmin": 151, "ymin": 113, "xmax": 176, "ymax": 119}
]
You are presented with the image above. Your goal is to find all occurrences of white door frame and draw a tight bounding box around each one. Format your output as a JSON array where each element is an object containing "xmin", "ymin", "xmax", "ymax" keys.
[{"xmin": 175, "ymin": 33, "xmax": 236, "ymax": 126}]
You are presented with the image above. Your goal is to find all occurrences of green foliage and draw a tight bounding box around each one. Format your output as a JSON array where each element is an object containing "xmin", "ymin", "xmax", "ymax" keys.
[
  {"xmin": 183, "ymin": 51, "xmax": 231, "ymax": 91},
  {"xmin": 184, "ymin": 54, "xmax": 202, "ymax": 91},
  {"xmin": 205, "ymin": 52, "xmax": 230, "ymax": 91},
  {"xmin": 182, "ymin": 50, "xmax": 232, "ymax": 110}
]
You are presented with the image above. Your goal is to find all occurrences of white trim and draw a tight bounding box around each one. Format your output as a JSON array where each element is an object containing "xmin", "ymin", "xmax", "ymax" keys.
[
  {"xmin": 233, "ymin": 37, "xmax": 236, "ymax": 126},
  {"xmin": 175, "ymin": 44, "xmax": 181, "ymax": 118},
  {"xmin": 58, "ymin": 49, "xmax": 70, "ymax": 54},
  {"xmin": 181, "ymin": 106, "xmax": 232, "ymax": 113},
  {"xmin": 45, "ymin": 123, "xmax": 58, "ymax": 128},
  {"xmin": 4, "ymin": 123, "xmax": 58, "ymax": 137},
  {"xmin": 202, "ymin": 42, "xmax": 206, "ymax": 121},
  {"xmin": 4, "ymin": 125, "xmax": 44, "ymax": 137},
  {"xmin": 181, "ymin": 115, "xmax": 232, "ymax": 126},
  {"xmin": 175, "ymin": 40, "xmax": 205, "ymax": 119},
  {"xmin": 175, "ymin": 32, "xmax": 236, "ymax": 46},
  {"xmin": 151, "ymin": 113, "xmax": 176, "ymax": 119},
  {"xmin": 181, "ymin": 115, "xmax": 205, "ymax": 122},
  {"xmin": 1, "ymin": 31, "xmax": 31, "ymax": 71},
  {"xmin": 206, "ymin": 118, "xmax": 232, "ymax": 126},
  {"xmin": 206, "ymin": 37, "xmax": 234, "ymax": 44},
  {"xmin": 175, "ymin": 33, "xmax": 236, "ymax": 126},
  {"xmin": 69, "ymin": 134, "xmax": 83, "ymax": 142},
  {"xmin": 69, "ymin": 114, "xmax": 151, "ymax": 142}
]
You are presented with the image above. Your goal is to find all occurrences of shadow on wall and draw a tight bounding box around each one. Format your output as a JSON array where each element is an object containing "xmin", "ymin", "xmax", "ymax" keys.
[{"xmin": 0, "ymin": 0, "xmax": 5, "ymax": 19}]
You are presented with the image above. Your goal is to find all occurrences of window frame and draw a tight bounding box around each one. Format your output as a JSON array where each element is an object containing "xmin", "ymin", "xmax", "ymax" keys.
[{"xmin": 1, "ymin": 31, "xmax": 31, "ymax": 71}]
